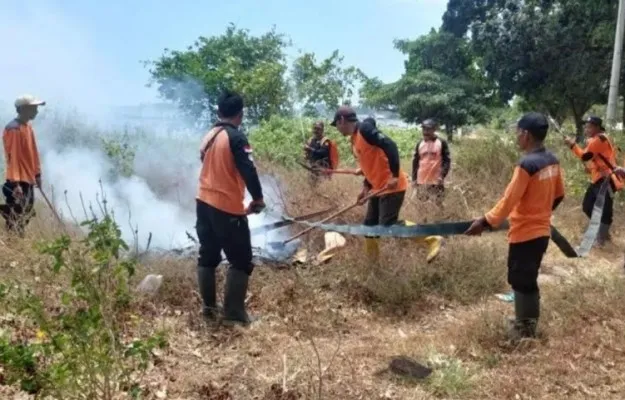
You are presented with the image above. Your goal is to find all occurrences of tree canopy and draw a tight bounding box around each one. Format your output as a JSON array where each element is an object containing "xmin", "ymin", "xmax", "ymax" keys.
[
  {"xmin": 443, "ymin": 0, "xmax": 617, "ymax": 137},
  {"xmin": 146, "ymin": 4, "xmax": 625, "ymax": 136},
  {"xmin": 145, "ymin": 24, "xmax": 292, "ymax": 126},
  {"xmin": 291, "ymin": 50, "xmax": 366, "ymax": 117},
  {"xmin": 360, "ymin": 29, "xmax": 494, "ymax": 140}
]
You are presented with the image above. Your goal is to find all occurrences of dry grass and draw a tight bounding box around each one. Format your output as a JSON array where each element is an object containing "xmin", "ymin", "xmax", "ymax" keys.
[{"xmin": 3, "ymin": 137, "xmax": 625, "ymax": 399}]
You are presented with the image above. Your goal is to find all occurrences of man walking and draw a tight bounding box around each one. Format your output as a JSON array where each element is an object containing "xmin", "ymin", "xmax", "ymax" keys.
[
  {"xmin": 2, "ymin": 94, "xmax": 45, "ymax": 237},
  {"xmin": 196, "ymin": 90, "xmax": 265, "ymax": 326}
]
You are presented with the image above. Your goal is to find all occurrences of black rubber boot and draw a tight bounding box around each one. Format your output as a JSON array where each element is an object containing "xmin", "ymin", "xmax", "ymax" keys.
[
  {"xmin": 222, "ymin": 267, "xmax": 257, "ymax": 326},
  {"xmin": 197, "ymin": 267, "xmax": 221, "ymax": 320},
  {"xmin": 507, "ymin": 291, "xmax": 540, "ymax": 341}
]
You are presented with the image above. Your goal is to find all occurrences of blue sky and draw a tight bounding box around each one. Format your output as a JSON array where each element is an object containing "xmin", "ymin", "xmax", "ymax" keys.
[{"xmin": 0, "ymin": 0, "xmax": 447, "ymax": 112}]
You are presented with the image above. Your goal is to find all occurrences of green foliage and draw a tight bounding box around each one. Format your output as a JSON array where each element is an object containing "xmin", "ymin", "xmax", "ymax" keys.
[
  {"xmin": 145, "ymin": 23, "xmax": 292, "ymax": 125},
  {"xmin": 359, "ymin": 77, "xmax": 396, "ymax": 111},
  {"xmin": 454, "ymin": 132, "xmax": 520, "ymax": 179},
  {"xmin": 449, "ymin": 0, "xmax": 616, "ymax": 138},
  {"xmin": 0, "ymin": 207, "xmax": 167, "ymax": 399},
  {"xmin": 359, "ymin": 29, "xmax": 494, "ymax": 140},
  {"xmin": 424, "ymin": 351, "xmax": 474, "ymax": 398},
  {"xmin": 249, "ymin": 116, "xmax": 420, "ymax": 169},
  {"xmin": 291, "ymin": 50, "xmax": 367, "ymax": 117},
  {"xmin": 102, "ymin": 134, "xmax": 136, "ymax": 178}
]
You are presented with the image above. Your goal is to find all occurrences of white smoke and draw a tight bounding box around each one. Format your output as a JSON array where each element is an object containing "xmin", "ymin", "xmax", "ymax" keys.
[
  {"xmin": 13, "ymin": 105, "xmax": 289, "ymax": 253},
  {"xmin": 0, "ymin": 3, "xmax": 289, "ymax": 254},
  {"xmin": 42, "ymin": 146, "xmax": 196, "ymax": 250}
]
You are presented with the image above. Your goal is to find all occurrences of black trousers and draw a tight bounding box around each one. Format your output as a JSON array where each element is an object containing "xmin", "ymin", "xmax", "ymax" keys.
[
  {"xmin": 195, "ymin": 200, "xmax": 254, "ymax": 275},
  {"xmin": 364, "ymin": 191, "xmax": 406, "ymax": 226},
  {"xmin": 1, "ymin": 181, "xmax": 35, "ymax": 235},
  {"xmin": 507, "ymin": 236, "xmax": 549, "ymax": 294},
  {"xmin": 582, "ymin": 178, "xmax": 614, "ymax": 225}
]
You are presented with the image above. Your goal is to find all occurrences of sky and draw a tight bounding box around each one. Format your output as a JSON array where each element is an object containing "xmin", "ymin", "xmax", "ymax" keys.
[{"xmin": 0, "ymin": 0, "xmax": 448, "ymax": 111}]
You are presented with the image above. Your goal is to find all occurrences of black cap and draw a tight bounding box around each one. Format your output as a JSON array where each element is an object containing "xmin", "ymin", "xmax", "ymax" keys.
[
  {"xmin": 421, "ymin": 118, "xmax": 437, "ymax": 128},
  {"xmin": 583, "ymin": 115, "xmax": 605, "ymax": 131},
  {"xmin": 517, "ymin": 112, "xmax": 548, "ymax": 133},
  {"xmin": 330, "ymin": 105, "xmax": 358, "ymax": 126}
]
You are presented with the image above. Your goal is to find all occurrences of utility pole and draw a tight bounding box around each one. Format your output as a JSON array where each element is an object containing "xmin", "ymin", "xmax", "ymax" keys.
[{"xmin": 606, "ymin": 0, "xmax": 625, "ymax": 128}]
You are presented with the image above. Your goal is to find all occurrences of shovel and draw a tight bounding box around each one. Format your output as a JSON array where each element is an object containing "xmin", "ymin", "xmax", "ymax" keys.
[{"xmin": 267, "ymin": 188, "xmax": 385, "ymax": 250}]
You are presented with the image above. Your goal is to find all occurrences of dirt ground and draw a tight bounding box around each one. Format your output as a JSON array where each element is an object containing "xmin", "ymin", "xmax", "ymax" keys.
[{"xmin": 3, "ymin": 170, "xmax": 625, "ymax": 400}]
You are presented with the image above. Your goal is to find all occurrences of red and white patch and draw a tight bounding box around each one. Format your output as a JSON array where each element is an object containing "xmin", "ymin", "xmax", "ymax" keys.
[{"xmin": 244, "ymin": 145, "xmax": 254, "ymax": 161}]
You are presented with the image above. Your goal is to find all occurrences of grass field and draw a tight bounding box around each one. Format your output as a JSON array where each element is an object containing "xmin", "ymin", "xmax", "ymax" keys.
[{"xmin": 1, "ymin": 113, "xmax": 625, "ymax": 399}]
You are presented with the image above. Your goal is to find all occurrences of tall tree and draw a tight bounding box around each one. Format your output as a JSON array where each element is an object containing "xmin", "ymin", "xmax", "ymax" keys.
[
  {"xmin": 145, "ymin": 24, "xmax": 291, "ymax": 126},
  {"xmin": 290, "ymin": 50, "xmax": 366, "ymax": 117},
  {"xmin": 360, "ymin": 29, "xmax": 495, "ymax": 141},
  {"xmin": 444, "ymin": 0, "xmax": 617, "ymax": 139}
]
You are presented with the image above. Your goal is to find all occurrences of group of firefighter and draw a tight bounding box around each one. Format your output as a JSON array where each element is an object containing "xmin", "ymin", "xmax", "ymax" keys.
[{"xmin": 3, "ymin": 91, "xmax": 625, "ymax": 342}]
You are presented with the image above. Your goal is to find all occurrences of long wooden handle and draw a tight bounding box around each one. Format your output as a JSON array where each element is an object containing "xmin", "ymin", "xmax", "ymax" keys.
[
  {"xmin": 327, "ymin": 169, "xmax": 360, "ymax": 175},
  {"xmin": 283, "ymin": 188, "xmax": 385, "ymax": 244},
  {"xmin": 38, "ymin": 188, "xmax": 66, "ymax": 229}
]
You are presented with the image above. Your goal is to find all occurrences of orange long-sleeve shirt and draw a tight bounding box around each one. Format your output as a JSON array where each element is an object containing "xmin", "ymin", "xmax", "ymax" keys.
[
  {"xmin": 485, "ymin": 148, "xmax": 565, "ymax": 244},
  {"xmin": 2, "ymin": 119, "xmax": 41, "ymax": 185},
  {"xmin": 570, "ymin": 133, "xmax": 622, "ymax": 190},
  {"xmin": 351, "ymin": 122, "xmax": 408, "ymax": 195}
]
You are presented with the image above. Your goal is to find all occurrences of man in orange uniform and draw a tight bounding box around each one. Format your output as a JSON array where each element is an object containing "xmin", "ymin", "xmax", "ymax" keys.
[
  {"xmin": 304, "ymin": 121, "xmax": 338, "ymax": 185},
  {"xmin": 465, "ymin": 112, "xmax": 565, "ymax": 341},
  {"xmin": 196, "ymin": 90, "xmax": 265, "ymax": 326},
  {"xmin": 330, "ymin": 106, "xmax": 442, "ymax": 263},
  {"xmin": 304, "ymin": 121, "xmax": 331, "ymax": 169},
  {"xmin": 411, "ymin": 119, "xmax": 451, "ymax": 207},
  {"xmin": 2, "ymin": 94, "xmax": 45, "ymax": 236},
  {"xmin": 564, "ymin": 116, "xmax": 621, "ymax": 246}
]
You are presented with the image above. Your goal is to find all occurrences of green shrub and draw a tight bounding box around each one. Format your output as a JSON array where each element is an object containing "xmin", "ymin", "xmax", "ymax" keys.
[
  {"xmin": 454, "ymin": 132, "xmax": 519, "ymax": 180},
  {"xmin": 0, "ymin": 205, "xmax": 167, "ymax": 399},
  {"xmin": 101, "ymin": 134, "xmax": 137, "ymax": 178},
  {"xmin": 250, "ymin": 115, "xmax": 420, "ymax": 169}
]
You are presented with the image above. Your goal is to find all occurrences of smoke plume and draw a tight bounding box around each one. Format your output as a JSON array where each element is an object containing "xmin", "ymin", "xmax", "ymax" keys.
[{"xmin": 0, "ymin": 3, "xmax": 288, "ymax": 254}]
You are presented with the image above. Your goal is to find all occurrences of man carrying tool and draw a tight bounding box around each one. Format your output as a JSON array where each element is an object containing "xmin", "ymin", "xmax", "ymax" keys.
[
  {"xmin": 1, "ymin": 94, "xmax": 45, "ymax": 237},
  {"xmin": 411, "ymin": 119, "xmax": 451, "ymax": 207},
  {"xmin": 303, "ymin": 121, "xmax": 339, "ymax": 185},
  {"xmin": 196, "ymin": 90, "xmax": 265, "ymax": 326},
  {"xmin": 330, "ymin": 105, "xmax": 442, "ymax": 263},
  {"xmin": 465, "ymin": 112, "xmax": 565, "ymax": 341},
  {"xmin": 563, "ymin": 115, "xmax": 621, "ymax": 246}
]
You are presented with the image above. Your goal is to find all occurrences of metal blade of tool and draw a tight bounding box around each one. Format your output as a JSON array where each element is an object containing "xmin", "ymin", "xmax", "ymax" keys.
[
  {"xmin": 575, "ymin": 177, "xmax": 609, "ymax": 256},
  {"xmin": 249, "ymin": 206, "xmax": 336, "ymax": 235},
  {"xmin": 275, "ymin": 210, "xmax": 606, "ymax": 259}
]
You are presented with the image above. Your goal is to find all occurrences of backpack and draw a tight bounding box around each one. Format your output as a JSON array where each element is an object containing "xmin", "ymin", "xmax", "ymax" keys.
[{"xmin": 322, "ymin": 138, "xmax": 340, "ymax": 170}]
